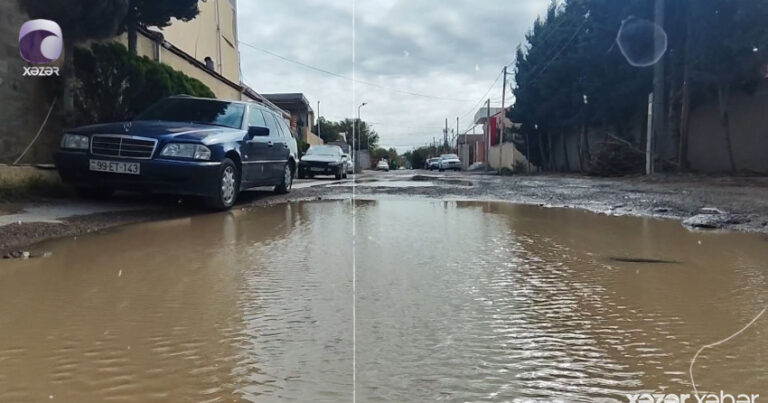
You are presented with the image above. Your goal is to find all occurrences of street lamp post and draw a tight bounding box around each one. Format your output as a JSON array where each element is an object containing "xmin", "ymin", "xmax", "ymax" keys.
[{"xmin": 356, "ymin": 102, "xmax": 367, "ymax": 170}]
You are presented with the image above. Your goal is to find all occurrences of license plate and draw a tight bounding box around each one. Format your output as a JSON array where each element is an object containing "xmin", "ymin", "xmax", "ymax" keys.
[
  {"xmin": 89, "ymin": 159, "xmax": 140, "ymax": 175},
  {"xmin": 310, "ymin": 167, "xmax": 325, "ymax": 172}
]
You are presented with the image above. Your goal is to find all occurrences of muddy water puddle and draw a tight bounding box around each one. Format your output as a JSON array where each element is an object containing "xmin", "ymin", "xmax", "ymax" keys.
[{"xmin": 1, "ymin": 200, "xmax": 767, "ymax": 401}]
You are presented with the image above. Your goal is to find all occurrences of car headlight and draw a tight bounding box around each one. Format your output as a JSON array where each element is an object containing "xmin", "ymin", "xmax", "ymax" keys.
[
  {"xmin": 160, "ymin": 143, "xmax": 211, "ymax": 160},
  {"xmin": 60, "ymin": 134, "xmax": 89, "ymax": 150}
]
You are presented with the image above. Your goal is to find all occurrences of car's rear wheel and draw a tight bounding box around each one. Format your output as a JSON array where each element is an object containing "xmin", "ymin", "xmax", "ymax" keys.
[
  {"xmin": 206, "ymin": 158, "xmax": 239, "ymax": 210},
  {"xmin": 75, "ymin": 187, "xmax": 113, "ymax": 200},
  {"xmin": 275, "ymin": 162, "xmax": 293, "ymax": 194}
]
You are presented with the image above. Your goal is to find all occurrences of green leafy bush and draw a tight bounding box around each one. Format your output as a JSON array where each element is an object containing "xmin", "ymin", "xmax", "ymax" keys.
[{"xmin": 73, "ymin": 42, "xmax": 214, "ymax": 125}]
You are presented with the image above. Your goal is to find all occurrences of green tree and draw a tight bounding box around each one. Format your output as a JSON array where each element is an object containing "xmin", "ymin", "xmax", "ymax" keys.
[
  {"xmin": 337, "ymin": 119, "xmax": 379, "ymax": 151},
  {"xmin": 313, "ymin": 117, "xmax": 344, "ymax": 143},
  {"xmin": 371, "ymin": 147, "xmax": 400, "ymax": 168},
  {"xmin": 406, "ymin": 144, "xmax": 445, "ymax": 169},
  {"xmin": 73, "ymin": 42, "xmax": 214, "ymax": 124},
  {"xmin": 123, "ymin": 0, "xmax": 200, "ymax": 54},
  {"xmin": 510, "ymin": 0, "xmax": 652, "ymax": 173}
]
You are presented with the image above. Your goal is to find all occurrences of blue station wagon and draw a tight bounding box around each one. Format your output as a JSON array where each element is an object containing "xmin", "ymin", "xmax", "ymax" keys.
[{"xmin": 53, "ymin": 96, "xmax": 298, "ymax": 210}]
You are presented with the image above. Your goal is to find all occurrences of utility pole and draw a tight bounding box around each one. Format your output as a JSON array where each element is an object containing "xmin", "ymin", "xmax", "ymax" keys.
[
  {"xmin": 485, "ymin": 99, "xmax": 491, "ymax": 171},
  {"xmin": 456, "ymin": 116, "xmax": 460, "ymax": 153},
  {"xmin": 646, "ymin": 93, "xmax": 654, "ymax": 175},
  {"xmin": 317, "ymin": 100, "xmax": 321, "ymax": 139},
  {"xmin": 444, "ymin": 118, "xmax": 449, "ymax": 149},
  {"xmin": 500, "ymin": 66, "xmax": 508, "ymax": 173},
  {"xmin": 357, "ymin": 102, "xmax": 367, "ymax": 170},
  {"xmin": 650, "ymin": 0, "xmax": 666, "ymax": 175}
]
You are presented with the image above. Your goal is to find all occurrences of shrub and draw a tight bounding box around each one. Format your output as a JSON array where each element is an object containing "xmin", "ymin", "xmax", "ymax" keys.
[
  {"xmin": 73, "ymin": 42, "xmax": 214, "ymax": 125},
  {"xmin": 588, "ymin": 139, "xmax": 644, "ymax": 177}
]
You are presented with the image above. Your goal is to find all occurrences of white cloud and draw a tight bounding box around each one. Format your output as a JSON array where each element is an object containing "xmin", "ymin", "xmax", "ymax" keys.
[{"xmin": 237, "ymin": 0, "xmax": 550, "ymax": 152}]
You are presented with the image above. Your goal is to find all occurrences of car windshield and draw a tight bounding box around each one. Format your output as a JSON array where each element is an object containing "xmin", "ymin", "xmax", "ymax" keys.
[
  {"xmin": 135, "ymin": 98, "xmax": 245, "ymax": 129},
  {"xmin": 441, "ymin": 154, "xmax": 459, "ymax": 160},
  {"xmin": 306, "ymin": 146, "xmax": 341, "ymax": 156}
]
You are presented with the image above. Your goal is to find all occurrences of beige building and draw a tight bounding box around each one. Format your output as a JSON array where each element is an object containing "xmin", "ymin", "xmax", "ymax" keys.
[
  {"xmin": 118, "ymin": 0, "xmax": 256, "ymax": 104},
  {"xmin": 115, "ymin": 0, "xmax": 292, "ymax": 120},
  {"xmin": 159, "ymin": 0, "xmax": 240, "ymax": 84}
]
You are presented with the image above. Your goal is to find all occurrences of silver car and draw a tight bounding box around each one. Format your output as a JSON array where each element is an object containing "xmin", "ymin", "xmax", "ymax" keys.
[
  {"xmin": 342, "ymin": 153, "xmax": 354, "ymax": 173},
  {"xmin": 438, "ymin": 154, "xmax": 461, "ymax": 171}
]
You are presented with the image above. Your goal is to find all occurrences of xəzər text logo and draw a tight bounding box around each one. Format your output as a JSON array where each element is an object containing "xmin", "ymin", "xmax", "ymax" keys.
[
  {"xmin": 627, "ymin": 392, "xmax": 759, "ymax": 403},
  {"xmin": 19, "ymin": 19, "xmax": 62, "ymax": 77},
  {"xmin": 22, "ymin": 66, "xmax": 60, "ymax": 76}
]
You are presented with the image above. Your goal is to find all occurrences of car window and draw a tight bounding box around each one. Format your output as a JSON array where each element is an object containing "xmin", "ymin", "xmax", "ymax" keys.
[
  {"xmin": 262, "ymin": 111, "xmax": 280, "ymax": 137},
  {"xmin": 248, "ymin": 107, "xmax": 267, "ymax": 127},
  {"xmin": 277, "ymin": 119, "xmax": 293, "ymax": 139},
  {"xmin": 270, "ymin": 115, "xmax": 287, "ymax": 138}
]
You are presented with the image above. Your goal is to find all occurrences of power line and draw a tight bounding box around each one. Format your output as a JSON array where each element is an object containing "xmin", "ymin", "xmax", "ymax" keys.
[
  {"xmin": 240, "ymin": 41, "xmax": 470, "ymax": 102},
  {"xmin": 457, "ymin": 68, "xmax": 504, "ymax": 122},
  {"xmin": 367, "ymin": 121, "xmax": 442, "ymax": 131}
]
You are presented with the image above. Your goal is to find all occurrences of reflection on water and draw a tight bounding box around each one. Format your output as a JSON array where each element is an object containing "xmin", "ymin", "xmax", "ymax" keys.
[{"xmin": 1, "ymin": 200, "xmax": 766, "ymax": 401}]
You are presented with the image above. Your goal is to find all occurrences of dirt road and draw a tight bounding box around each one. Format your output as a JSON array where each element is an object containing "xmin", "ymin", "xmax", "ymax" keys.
[{"xmin": 3, "ymin": 171, "xmax": 768, "ymax": 256}]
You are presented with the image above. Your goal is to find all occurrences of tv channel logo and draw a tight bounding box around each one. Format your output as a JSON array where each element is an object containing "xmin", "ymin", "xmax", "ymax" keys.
[{"xmin": 19, "ymin": 19, "xmax": 63, "ymax": 64}]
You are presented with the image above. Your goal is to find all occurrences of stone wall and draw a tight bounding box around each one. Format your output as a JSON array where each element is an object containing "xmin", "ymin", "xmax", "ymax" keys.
[
  {"xmin": 488, "ymin": 143, "xmax": 534, "ymax": 173},
  {"xmin": 687, "ymin": 81, "xmax": 768, "ymax": 173}
]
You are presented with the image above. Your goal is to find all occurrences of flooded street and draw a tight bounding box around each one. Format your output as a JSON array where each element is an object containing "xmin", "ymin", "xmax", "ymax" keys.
[{"xmin": 1, "ymin": 199, "xmax": 767, "ymax": 401}]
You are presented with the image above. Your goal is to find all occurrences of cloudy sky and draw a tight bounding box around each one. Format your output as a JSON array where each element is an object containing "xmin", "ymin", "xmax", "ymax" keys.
[{"xmin": 238, "ymin": 0, "xmax": 550, "ymax": 152}]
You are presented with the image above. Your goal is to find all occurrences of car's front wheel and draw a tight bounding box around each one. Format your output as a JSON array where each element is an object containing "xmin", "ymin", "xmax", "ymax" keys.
[
  {"xmin": 207, "ymin": 158, "xmax": 239, "ymax": 210},
  {"xmin": 275, "ymin": 162, "xmax": 293, "ymax": 194}
]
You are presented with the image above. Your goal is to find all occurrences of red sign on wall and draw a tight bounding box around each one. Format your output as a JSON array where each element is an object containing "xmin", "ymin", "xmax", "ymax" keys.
[{"xmin": 489, "ymin": 116, "xmax": 499, "ymax": 145}]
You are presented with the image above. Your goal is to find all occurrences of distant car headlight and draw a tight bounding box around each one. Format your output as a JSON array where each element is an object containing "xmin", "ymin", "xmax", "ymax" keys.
[
  {"xmin": 60, "ymin": 133, "xmax": 89, "ymax": 150},
  {"xmin": 160, "ymin": 143, "xmax": 211, "ymax": 160}
]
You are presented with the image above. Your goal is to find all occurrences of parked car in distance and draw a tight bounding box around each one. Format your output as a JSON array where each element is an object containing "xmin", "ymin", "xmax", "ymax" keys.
[
  {"xmin": 342, "ymin": 153, "xmax": 354, "ymax": 174},
  {"xmin": 426, "ymin": 158, "xmax": 440, "ymax": 170},
  {"xmin": 298, "ymin": 145, "xmax": 347, "ymax": 179},
  {"xmin": 376, "ymin": 159, "xmax": 390, "ymax": 172},
  {"xmin": 53, "ymin": 96, "xmax": 298, "ymax": 210},
  {"xmin": 438, "ymin": 154, "xmax": 462, "ymax": 172}
]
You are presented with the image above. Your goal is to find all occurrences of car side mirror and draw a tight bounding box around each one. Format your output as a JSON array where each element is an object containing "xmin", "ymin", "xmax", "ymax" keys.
[{"xmin": 247, "ymin": 126, "xmax": 270, "ymax": 138}]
